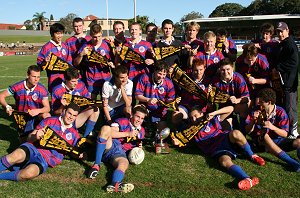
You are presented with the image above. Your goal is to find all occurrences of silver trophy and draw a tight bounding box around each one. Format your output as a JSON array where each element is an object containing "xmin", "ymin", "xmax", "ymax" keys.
[{"xmin": 155, "ymin": 127, "xmax": 170, "ymax": 154}]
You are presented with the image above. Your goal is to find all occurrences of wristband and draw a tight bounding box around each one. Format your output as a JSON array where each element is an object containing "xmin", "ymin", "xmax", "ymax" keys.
[{"xmin": 6, "ymin": 105, "xmax": 12, "ymax": 111}]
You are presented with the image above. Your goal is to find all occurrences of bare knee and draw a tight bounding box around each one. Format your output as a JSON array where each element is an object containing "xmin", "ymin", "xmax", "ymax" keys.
[
  {"xmin": 18, "ymin": 165, "xmax": 40, "ymax": 181},
  {"xmin": 293, "ymin": 139, "xmax": 300, "ymax": 149},
  {"xmin": 230, "ymin": 130, "xmax": 244, "ymax": 142},
  {"xmin": 114, "ymin": 157, "xmax": 129, "ymax": 172},
  {"xmin": 98, "ymin": 125, "xmax": 111, "ymax": 138},
  {"xmin": 7, "ymin": 148, "xmax": 26, "ymax": 164},
  {"xmin": 218, "ymin": 155, "xmax": 234, "ymax": 168}
]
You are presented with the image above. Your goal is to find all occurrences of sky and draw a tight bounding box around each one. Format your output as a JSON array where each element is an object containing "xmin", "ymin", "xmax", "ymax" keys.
[{"xmin": 0, "ymin": 0, "xmax": 253, "ymax": 26}]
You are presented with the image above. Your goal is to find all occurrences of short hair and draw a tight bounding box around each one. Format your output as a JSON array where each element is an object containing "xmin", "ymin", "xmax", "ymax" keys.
[
  {"xmin": 113, "ymin": 21, "xmax": 125, "ymax": 29},
  {"xmin": 65, "ymin": 102, "xmax": 80, "ymax": 113},
  {"xmin": 132, "ymin": 104, "xmax": 148, "ymax": 117},
  {"xmin": 50, "ymin": 23, "xmax": 65, "ymax": 37},
  {"xmin": 154, "ymin": 61, "xmax": 168, "ymax": 72},
  {"xmin": 192, "ymin": 58, "xmax": 206, "ymax": 69},
  {"xmin": 146, "ymin": 22, "xmax": 157, "ymax": 31},
  {"xmin": 219, "ymin": 58, "xmax": 234, "ymax": 68},
  {"xmin": 260, "ymin": 23, "xmax": 274, "ymax": 35},
  {"xmin": 190, "ymin": 105, "xmax": 205, "ymax": 114},
  {"xmin": 130, "ymin": 22, "xmax": 141, "ymax": 30},
  {"xmin": 186, "ymin": 22, "xmax": 200, "ymax": 32},
  {"xmin": 242, "ymin": 43, "xmax": 258, "ymax": 58},
  {"xmin": 113, "ymin": 65, "xmax": 128, "ymax": 77},
  {"xmin": 215, "ymin": 28, "xmax": 228, "ymax": 37},
  {"xmin": 64, "ymin": 67, "xmax": 79, "ymax": 81},
  {"xmin": 27, "ymin": 65, "xmax": 41, "ymax": 75},
  {"xmin": 203, "ymin": 31, "xmax": 216, "ymax": 41},
  {"xmin": 162, "ymin": 19, "xmax": 174, "ymax": 28},
  {"xmin": 73, "ymin": 17, "xmax": 84, "ymax": 25},
  {"xmin": 257, "ymin": 88, "xmax": 276, "ymax": 104},
  {"xmin": 90, "ymin": 24, "xmax": 102, "ymax": 35}
]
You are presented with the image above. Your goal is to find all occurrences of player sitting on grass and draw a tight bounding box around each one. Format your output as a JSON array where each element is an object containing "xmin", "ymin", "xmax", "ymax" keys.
[
  {"xmin": 173, "ymin": 105, "xmax": 265, "ymax": 190},
  {"xmin": 0, "ymin": 103, "xmax": 84, "ymax": 181},
  {"xmin": 246, "ymin": 88, "xmax": 300, "ymax": 172},
  {"xmin": 87, "ymin": 105, "xmax": 148, "ymax": 193}
]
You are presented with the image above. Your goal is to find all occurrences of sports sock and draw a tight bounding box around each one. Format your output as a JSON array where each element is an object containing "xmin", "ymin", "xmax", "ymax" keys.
[
  {"xmin": 0, "ymin": 156, "xmax": 12, "ymax": 172},
  {"xmin": 112, "ymin": 169, "xmax": 125, "ymax": 185},
  {"xmin": 0, "ymin": 170, "xmax": 20, "ymax": 181},
  {"xmin": 241, "ymin": 142, "xmax": 254, "ymax": 158},
  {"xmin": 94, "ymin": 137, "xmax": 107, "ymax": 165},
  {"xmin": 278, "ymin": 151, "xmax": 300, "ymax": 170},
  {"xmin": 228, "ymin": 164, "xmax": 249, "ymax": 180},
  {"xmin": 83, "ymin": 120, "xmax": 96, "ymax": 137}
]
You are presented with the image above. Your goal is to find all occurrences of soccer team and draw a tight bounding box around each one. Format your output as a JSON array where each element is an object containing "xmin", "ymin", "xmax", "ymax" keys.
[{"xmin": 0, "ymin": 17, "xmax": 299, "ymax": 193}]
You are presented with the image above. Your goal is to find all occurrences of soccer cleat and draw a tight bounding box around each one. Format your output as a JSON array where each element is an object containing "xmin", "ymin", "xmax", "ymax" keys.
[
  {"xmin": 87, "ymin": 164, "xmax": 100, "ymax": 179},
  {"xmin": 252, "ymin": 154, "xmax": 266, "ymax": 166},
  {"xmin": 238, "ymin": 177, "xmax": 259, "ymax": 190},
  {"xmin": 106, "ymin": 182, "xmax": 134, "ymax": 193}
]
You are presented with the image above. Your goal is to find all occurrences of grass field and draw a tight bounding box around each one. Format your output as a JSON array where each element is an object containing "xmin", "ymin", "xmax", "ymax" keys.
[
  {"xmin": 0, "ymin": 35, "xmax": 50, "ymax": 44},
  {"xmin": 0, "ymin": 55, "xmax": 299, "ymax": 198}
]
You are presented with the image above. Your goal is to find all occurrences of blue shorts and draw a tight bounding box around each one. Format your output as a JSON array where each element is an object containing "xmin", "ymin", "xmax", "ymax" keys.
[
  {"xmin": 102, "ymin": 139, "xmax": 127, "ymax": 164},
  {"xmin": 107, "ymin": 104, "xmax": 125, "ymax": 122},
  {"xmin": 17, "ymin": 143, "xmax": 49, "ymax": 174}
]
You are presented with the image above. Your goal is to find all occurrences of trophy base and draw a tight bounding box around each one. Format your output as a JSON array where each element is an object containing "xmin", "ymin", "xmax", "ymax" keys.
[{"xmin": 155, "ymin": 143, "xmax": 170, "ymax": 154}]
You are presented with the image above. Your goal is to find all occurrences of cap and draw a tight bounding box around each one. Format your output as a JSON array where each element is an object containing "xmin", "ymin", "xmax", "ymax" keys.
[{"xmin": 276, "ymin": 22, "xmax": 288, "ymax": 31}]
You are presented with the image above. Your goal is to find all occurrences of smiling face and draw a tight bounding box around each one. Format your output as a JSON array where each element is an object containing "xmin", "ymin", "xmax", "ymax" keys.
[
  {"xmin": 131, "ymin": 111, "xmax": 146, "ymax": 128},
  {"xmin": 190, "ymin": 109, "xmax": 204, "ymax": 124},
  {"xmin": 66, "ymin": 78, "xmax": 78, "ymax": 90},
  {"xmin": 204, "ymin": 35, "xmax": 216, "ymax": 51},
  {"xmin": 154, "ymin": 69, "xmax": 167, "ymax": 84},
  {"xmin": 220, "ymin": 64, "xmax": 233, "ymax": 82},
  {"xmin": 193, "ymin": 64, "xmax": 205, "ymax": 81},
  {"xmin": 130, "ymin": 24, "xmax": 142, "ymax": 40},
  {"xmin": 52, "ymin": 32, "xmax": 63, "ymax": 43},
  {"xmin": 63, "ymin": 108, "xmax": 79, "ymax": 125},
  {"xmin": 163, "ymin": 24, "xmax": 174, "ymax": 38},
  {"xmin": 187, "ymin": 26, "xmax": 198, "ymax": 40}
]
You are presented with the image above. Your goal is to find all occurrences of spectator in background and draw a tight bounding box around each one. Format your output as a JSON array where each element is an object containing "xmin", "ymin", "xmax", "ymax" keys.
[
  {"xmin": 275, "ymin": 22, "xmax": 299, "ymax": 138},
  {"xmin": 215, "ymin": 28, "xmax": 237, "ymax": 62},
  {"xmin": 145, "ymin": 22, "xmax": 158, "ymax": 46}
]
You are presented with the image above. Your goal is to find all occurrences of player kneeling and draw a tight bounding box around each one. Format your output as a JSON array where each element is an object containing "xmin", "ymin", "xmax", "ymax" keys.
[{"xmin": 87, "ymin": 105, "xmax": 148, "ymax": 193}]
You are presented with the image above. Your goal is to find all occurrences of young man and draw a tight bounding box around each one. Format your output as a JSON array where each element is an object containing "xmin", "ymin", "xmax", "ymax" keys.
[
  {"xmin": 51, "ymin": 67, "xmax": 99, "ymax": 137},
  {"xmin": 275, "ymin": 22, "xmax": 299, "ymax": 138},
  {"xmin": 73, "ymin": 24, "xmax": 113, "ymax": 99},
  {"xmin": 252, "ymin": 23, "xmax": 279, "ymax": 69},
  {"xmin": 215, "ymin": 28, "xmax": 237, "ymax": 62},
  {"xmin": 155, "ymin": 19, "xmax": 187, "ymax": 67},
  {"xmin": 37, "ymin": 23, "xmax": 72, "ymax": 93},
  {"xmin": 145, "ymin": 22, "xmax": 158, "ymax": 46},
  {"xmin": 102, "ymin": 65, "xmax": 133, "ymax": 124},
  {"xmin": 0, "ymin": 103, "xmax": 84, "ymax": 181},
  {"xmin": 122, "ymin": 22, "xmax": 154, "ymax": 81},
  {"xmin": 235, "ymin": 43, "xmax": 270, "ymax": 101},
  {"xmin": 135, "ymin": 61, "xmax": 175, "ymax": 131},
  {"xmin": 213, "ymin": 58, "xmax": 250, "ymax": 131},
  {"xmin": 192, "ymin": 31, "xmax": 224, "ymax": 78},
  {"xmin": 0, "ymin": 65, "xmax": 50, "ymax": 135},
  {"xmin": 65, "ymin": 17, "xmax": 91, "ymax": 62},
  {"xmin": 182, "ymin": 22, "xmax": 204, "ymax": 75},
  {"xmin": 245, "ymin": 88, "xmax": 300, "ymax": 172},
  {"xmin": 87, "ymin": 105, "xmax": 148, "ymax": 193},
  {"xmin": 173, "ymin": 105, "xmax": 265, "ymax": 190}
]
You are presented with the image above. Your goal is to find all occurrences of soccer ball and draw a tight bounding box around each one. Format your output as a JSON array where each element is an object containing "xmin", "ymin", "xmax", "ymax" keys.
[{"xmin": 128, "ymin": 147, "xmax": 145, "ymax": 165}]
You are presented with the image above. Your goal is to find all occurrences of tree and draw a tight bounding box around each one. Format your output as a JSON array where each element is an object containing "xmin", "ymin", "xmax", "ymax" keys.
[
  {"xmin": 23, "ymin": 19, "xmax": 34, "ymax": 30},
  {"xmin": 209, "ymin": 3, "xmax": 245, "ymax": 17},
  {"xmin": 128, "ymin": 15, "xmax": 149, "ymax": 33},
  {"xmin": 32, "ymin": 12, "xmax": 48, "ymax": 31},
  {"xmin": 50, "ymin": 14, "xmax": 54, "ymax": 21},
  {"xmin": 175, "ymin": 11, "xmax": 204, "ymax": 34},
  {"xmin": 59, "ymin": 13, "xmax": 78, "ymax": 34}
]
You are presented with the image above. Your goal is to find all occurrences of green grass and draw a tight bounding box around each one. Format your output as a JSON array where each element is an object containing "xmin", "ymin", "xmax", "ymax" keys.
[
  {"xmin": 0, "ymin": 35, "xmax": 50, "ymax": 44},
  {"xmin": 0, "ymin": 55, "xmax": 300, "ymax": 198}
]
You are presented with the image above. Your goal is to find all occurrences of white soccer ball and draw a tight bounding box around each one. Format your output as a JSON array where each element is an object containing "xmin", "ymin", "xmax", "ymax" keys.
[{"xmin": 128, "ymin": 147, "xmax": 145, "ymax": 165}]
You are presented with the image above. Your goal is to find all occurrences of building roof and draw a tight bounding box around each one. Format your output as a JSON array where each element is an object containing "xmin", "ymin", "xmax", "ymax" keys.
[
  {"xmin": 83, "ymin": 15, "xmax": 99, "ymax": 21},
  {"xmin": 183, "ymin": 14, "xmax": 300, "ymax": 23},
  {"xmin": 0, "ymin": 23, "xmax": 24, "ymax": 30}
]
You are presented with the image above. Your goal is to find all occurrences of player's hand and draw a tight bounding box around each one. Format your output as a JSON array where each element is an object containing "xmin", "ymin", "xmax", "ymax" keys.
[
  {"xmin": 28, "ymin": 109, "xmax": 40, "ymax": 117},
  {"xmin": 263, "ymin": 121, "xmax": 275, "ymax": 130},
  {"xmin": 61, "ymin": 98, "xmax": 68, "ymax": 106},
  {"xmin": 148, "ymin": 98, "xmax": 158, "ymax": 105},
  {"xmin": 253, "ymin": 110, "xmax": 261, "ymax": 120},
  {"xmin": 223, "ymin": 38, "xmax": 229, "ymax": 49},
  {"xmin": 104, "ymin": 36, "xmax": 115, "ymax": 43},
  {"xmin": 79, "ymin": 152, "xmax": 87, "ymax": 160},
  {"xmin": 145, "ymin": 59, "xmax": 154, "ymax": 65},
  {"xmin": 35, "ymin": 128, "xmax": 45, "ymax": 140},
  {"xmin": 207, "ymin": 112, "xmax": 215, "ymax": 120},
  {"xmin": 81, "ymin": 46, "xmax": 89, "ymax": 56},
  {"xmin": 171, "ymin": 136, "xmax": 180, "ymax": 146},
  {"xmin": 129, "ymin": 129, "xmax": 139, "ymax": 137},
  {"xmin": 6, "ymin": 105, "xmax": 13, "ymax": 116},
  {"xmin": 254, "ymin": 43, "xmax": 261, "ymax": 49},
  {"xmin": 248, "ymin": 76, "xmax": 255, "ymax": 84},
  {"xmin": 107, "ymin": 61, "xmax": 115, "ymax": 68}
]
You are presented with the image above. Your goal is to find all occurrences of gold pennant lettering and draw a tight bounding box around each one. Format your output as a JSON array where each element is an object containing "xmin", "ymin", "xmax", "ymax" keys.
[
  {"xmin": 154, "ymin": 46, "xmax": 185, "ymax": 60},
  {"xmin": 42, "ymin": 52, "xmax": 71, "ymax": 72}
]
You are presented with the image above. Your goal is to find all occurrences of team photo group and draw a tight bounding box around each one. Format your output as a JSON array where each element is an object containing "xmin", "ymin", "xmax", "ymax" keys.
[{"xmin": 0, "ymin": 16, "xmax": 299, "ymax": 193}]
